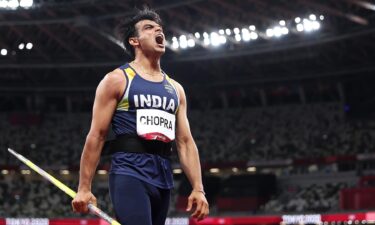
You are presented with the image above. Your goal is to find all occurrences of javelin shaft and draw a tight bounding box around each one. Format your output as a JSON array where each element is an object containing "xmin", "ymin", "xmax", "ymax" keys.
[{"xmin": 8, "ymin": 148, "xmax": 121, "ymax": 225}]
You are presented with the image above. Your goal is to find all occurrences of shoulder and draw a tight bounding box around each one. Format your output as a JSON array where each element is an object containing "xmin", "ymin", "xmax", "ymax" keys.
[
  {"xmin": 103, "ymin": 68, "xmax": 126, "ymax": 85},
  {"xmin": 168, "ymin": 78, "xmax": 187, "ymax": 105},
  {"xmin": 97, "ymin": 68, "xmax": 126, "ymax": 99},
  {"xmin": 168, "ymin": 78, "xmax": 185, "ymax": 95}
]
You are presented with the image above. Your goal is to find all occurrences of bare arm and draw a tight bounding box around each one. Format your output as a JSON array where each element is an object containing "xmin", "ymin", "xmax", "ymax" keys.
[
  {"xmin": 72, "ymin": 69, "xmax": 125, "ymax": 213},
  {"xmin": 173, "ymin": 81, "xmax": 209, "ymax": 221}
]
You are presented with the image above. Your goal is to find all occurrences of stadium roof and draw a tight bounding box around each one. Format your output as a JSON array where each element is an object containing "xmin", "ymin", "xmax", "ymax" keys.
[{"xmin": 0, "ymin": 0, "xmax": 374, "ymax": 86}]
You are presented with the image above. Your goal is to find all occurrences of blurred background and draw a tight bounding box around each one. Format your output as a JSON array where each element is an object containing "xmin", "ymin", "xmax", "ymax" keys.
[{"xmin": 1, "ymin": 0, "xmax": 375, "ymax": 225}]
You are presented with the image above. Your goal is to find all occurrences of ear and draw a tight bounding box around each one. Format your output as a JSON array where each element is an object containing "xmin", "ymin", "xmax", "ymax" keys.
[{"xmin": 129, "ymin": 37, "xmax": 139, "ymax": 47}]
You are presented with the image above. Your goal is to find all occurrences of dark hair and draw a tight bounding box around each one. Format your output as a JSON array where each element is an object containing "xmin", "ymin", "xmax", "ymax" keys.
[{"xmin": 116, "ymin": 7, "xmax": 163, "ymax": 59}]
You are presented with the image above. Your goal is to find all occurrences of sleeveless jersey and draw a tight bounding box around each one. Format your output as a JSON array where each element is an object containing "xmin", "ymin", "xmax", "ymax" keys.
[{"xmin": 109, "ymin": 63, "xmax": 179, "ymax": 189}]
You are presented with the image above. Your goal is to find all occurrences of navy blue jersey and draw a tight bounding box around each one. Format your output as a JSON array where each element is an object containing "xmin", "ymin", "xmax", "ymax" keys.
[{"xmin": 110, "ymin": 63, "xmax": 179, "ymax": 189}]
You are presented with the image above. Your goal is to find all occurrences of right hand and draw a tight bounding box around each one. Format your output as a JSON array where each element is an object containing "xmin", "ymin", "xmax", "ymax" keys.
[{"xmin": 72, "ymin": 190, "xmax": 97, "ymax": 213}]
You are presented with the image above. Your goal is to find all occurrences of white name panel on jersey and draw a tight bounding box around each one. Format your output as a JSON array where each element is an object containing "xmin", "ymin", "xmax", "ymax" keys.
[{"xmin": 136, "ymin": 109, "xmax": 176, "ymax": 142}]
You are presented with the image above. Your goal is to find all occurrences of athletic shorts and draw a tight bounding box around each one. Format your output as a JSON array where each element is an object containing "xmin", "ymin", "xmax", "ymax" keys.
[{"xmin": 109, "ymin": 174, "xmax": 171, "ymax": 225}]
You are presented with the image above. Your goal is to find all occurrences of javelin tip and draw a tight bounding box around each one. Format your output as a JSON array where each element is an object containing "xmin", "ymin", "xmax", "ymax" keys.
[{"xmin": 8, "ymin": 148, "xmax": 16, "ymax": 155}]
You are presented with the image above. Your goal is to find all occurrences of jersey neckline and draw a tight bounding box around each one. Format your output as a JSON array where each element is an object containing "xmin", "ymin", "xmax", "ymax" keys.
[{"xmin": 127, "ymin": 63, "xmax": 166, "ymax": 84}]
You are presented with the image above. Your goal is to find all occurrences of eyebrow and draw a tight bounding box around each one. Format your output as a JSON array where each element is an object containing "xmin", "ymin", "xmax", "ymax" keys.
[{"xmin": 142, "ymin": 23, "xmax": 163, "ymax": 29}]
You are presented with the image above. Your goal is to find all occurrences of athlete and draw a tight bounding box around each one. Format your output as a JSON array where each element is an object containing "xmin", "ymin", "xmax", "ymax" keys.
[{"xmin": 71, "ymin": 7, "xmax": 209, "ymax": 225}]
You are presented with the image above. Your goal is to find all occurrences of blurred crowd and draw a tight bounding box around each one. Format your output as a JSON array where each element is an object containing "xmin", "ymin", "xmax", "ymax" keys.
[
  {"xmin": 1, "ymin": 103, "xmax": 375, "ymax": 167},
  {"xmin": 261, "ymin": 182, "xmax": 349, "ymax": 213},
  {"xmin": 0, "ymin": 173, "xmax": 184, "ymax": 218},
  {"xmin": 1, "ymin": 103, "xmax": 375, "ymax": 217},
  {"xmin": 190, "ymin": 103, "xmax": 374, "ymax": 162},
  {"xmin": 0, "ymin": 174, "xmax": 112, "ymax": 218},
  {"xmin": 0, "ymin": 113, "xmax": 89, "ymax": 166},
  {"xmin": 0, "ymin": 173, "xmax": 352, "ymax": 217}
]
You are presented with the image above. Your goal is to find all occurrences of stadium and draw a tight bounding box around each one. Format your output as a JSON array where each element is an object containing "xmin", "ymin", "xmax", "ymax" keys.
[{"xmin": 1, "ymin": 0, "xmax": 375, "ymax": 225}]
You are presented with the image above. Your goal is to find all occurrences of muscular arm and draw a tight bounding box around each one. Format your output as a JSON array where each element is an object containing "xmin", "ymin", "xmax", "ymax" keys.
[
  {"xmin": 72, "ymin": 70, "xmax": 125, "ymax": 213},
  {"xmin": 173, "ymin": 81, "xmax": 209, "ymax": 221},
  {"xmin": 175, "ymin": 88, "xmax": 203, "ymax": 192}
]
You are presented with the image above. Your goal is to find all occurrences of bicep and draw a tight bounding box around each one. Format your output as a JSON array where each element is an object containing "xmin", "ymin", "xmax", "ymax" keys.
[
  {"xmin": 175, "ymin": 83, "xmax": 193, "ymax": 143},
  {"xmin": 88, "ymin": 74, "xmax": 123, "ymax": 138}
]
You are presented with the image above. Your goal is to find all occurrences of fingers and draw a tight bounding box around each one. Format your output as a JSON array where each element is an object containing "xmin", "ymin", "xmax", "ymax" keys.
[
  {"xmin": 189, "ymin": 196, "xmax": 209, "ymax": 221},
  {"xmin": 72, "ymin": 199, "xmax": 89, "ymax": 213},
  {"xmin": 191, "ymin": 200, "xmax": 203, "ymax": 218},
  {"xmin": 71, "ymin": 201, "xmax": 76, "ymax": 212},
  {"xmin": 72, "ymin": 193, "xmax": 96, "ymax": 214},
  {"xmin": 87, "ymin": 196, "xmax": 98, "ymax": 213},
  {"xmin": 197, "ymin": 203, "xmax": 209, "ymax": 221},
  {"xmin": 72, "ymin": 199, "xmax": 87, "ymax": 213},
  {"xmin": 186, "ymin": 196, "xmax": 193, "ymax": 212},
  {"xmin": 91, "ymin": 196, "xmax": 97, "ymax": 207},
  {"xmin": 192, "ymin": 200, "xmax": 209, "ymax": 220}
]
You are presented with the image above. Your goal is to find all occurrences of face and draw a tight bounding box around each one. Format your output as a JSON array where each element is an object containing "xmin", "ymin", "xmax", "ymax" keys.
[{"xmin": 130, "ymin": 19, "xmax": 165, "ymax": 56}]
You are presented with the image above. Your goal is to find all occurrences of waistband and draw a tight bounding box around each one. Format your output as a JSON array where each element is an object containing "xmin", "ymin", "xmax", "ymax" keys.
[{"xmin": 102, "ymin": 134, "xmax": 173, "ymax": 158}]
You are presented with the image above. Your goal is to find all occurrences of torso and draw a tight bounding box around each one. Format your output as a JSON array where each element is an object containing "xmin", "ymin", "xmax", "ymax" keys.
[{"xmin": 109, "ymin": 63, "xmax": 179, "ymax": 189}]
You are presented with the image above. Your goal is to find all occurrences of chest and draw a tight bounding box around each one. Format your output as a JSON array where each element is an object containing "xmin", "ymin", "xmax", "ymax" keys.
[{"xmin": 128, "ymin": 76, "xmax": 178, "ymax": 114}]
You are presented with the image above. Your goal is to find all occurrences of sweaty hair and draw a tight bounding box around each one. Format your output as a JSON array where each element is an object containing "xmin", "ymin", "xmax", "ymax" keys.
[{"xmin": 116, "ymin": 7, "xmax": 163, "ymax": 59}]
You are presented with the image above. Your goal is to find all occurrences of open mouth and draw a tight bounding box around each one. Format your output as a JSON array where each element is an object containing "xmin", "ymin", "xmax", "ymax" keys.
[{"xmin": 155, "ymin": 34, "xmax": 164, "ymax": 46}]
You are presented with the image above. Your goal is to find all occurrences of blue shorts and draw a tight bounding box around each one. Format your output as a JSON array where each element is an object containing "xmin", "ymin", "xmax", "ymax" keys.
[{"xmin": 109, "ymin": 174, "xmax": 171, "ymax": 225}]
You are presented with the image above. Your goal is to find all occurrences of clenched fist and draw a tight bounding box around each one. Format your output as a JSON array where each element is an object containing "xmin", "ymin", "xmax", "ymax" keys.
[{"xmin": 72, "ymin": 190, "xmax": 97, "ymax": 213}]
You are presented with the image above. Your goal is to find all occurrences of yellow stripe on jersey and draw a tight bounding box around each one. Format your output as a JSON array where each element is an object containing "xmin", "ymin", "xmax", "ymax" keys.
[
  {"xmin": 117, "ymin": 67, "xmax": 136, "ymax": 111},
  {"xmin": 124, "ymin": 68, "xmax": 136, "ymax": 79}
]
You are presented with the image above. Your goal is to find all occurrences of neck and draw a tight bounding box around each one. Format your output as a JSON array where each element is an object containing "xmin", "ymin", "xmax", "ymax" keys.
[{"xmin": 133, "ymin": 52, "xmax": 161, "ymax": 74}]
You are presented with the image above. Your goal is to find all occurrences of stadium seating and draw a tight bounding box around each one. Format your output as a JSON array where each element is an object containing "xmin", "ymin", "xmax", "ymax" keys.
[{"xmin": 1, "ymin": 103, "xmax": 375, "ymax": 216}]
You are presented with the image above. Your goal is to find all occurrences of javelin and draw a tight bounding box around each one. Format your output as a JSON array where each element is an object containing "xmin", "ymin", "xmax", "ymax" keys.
[{"xmin": 8, "ymin": 148, "xmax": 121, "ymax": 225}]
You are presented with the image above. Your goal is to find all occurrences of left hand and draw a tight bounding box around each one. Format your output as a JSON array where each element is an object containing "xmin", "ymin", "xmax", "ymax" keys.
[{"xmin": 186, "ymin": 190, "xmax": 209, "ymax": 221}]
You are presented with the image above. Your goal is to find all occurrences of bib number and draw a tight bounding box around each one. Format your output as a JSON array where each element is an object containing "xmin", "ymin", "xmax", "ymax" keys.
[{"xmin": 136, "ymin": 109, "xmax": 176, "ymax": 142}]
